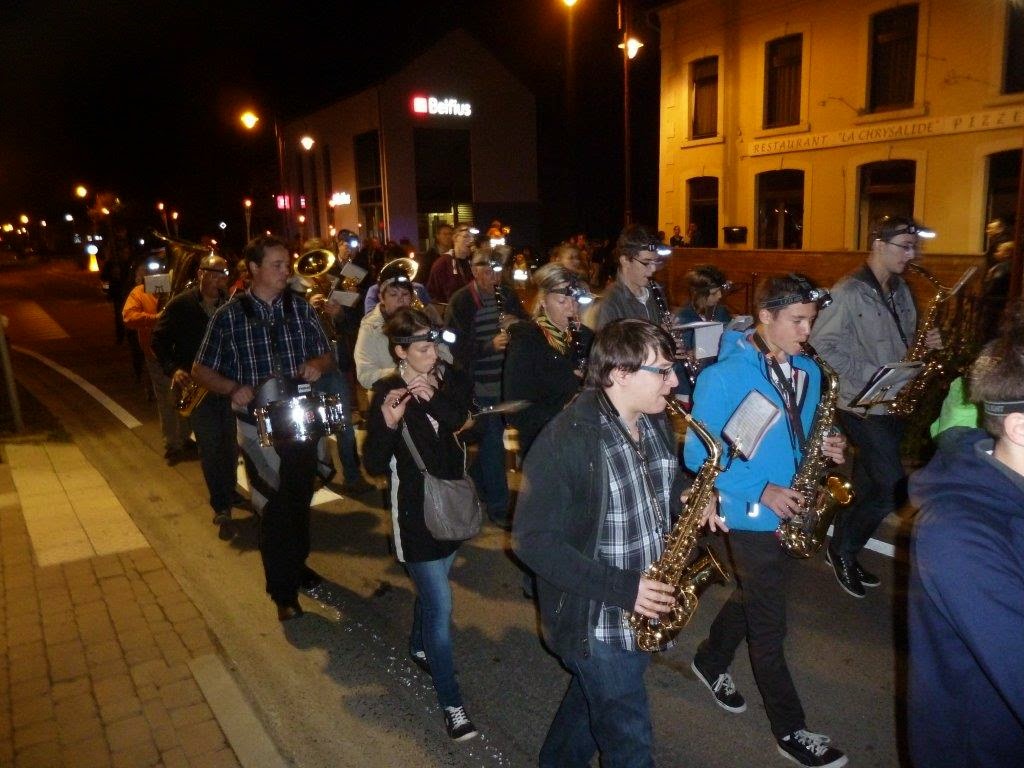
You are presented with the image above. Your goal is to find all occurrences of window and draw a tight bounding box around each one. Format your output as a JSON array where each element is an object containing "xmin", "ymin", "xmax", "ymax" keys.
[
  {"xmin": 868, "ymin": 5, "xmax": 918, "ymax": 112},
  {"xmin": 1005, "ymin": 3, "xmax": 1024, "ymax": 94},
  {"xmin": 756, "ymin": 170, "xmax": 804, "ymax": 249},
  {"xmin": 687, "ymin": 177, "xmax": 719, "ymax": 247},
  {"xmin": 691, "ymin": 57, "xmax": 719, "ymax": 139},
  {"xmin": 354, "ymin": 131, "xmax": 383, "ymax": 241},
  {"xmin": 986, "ymin": 150, "xmax": 1021, "ymax": 243},
  {"xmin": 764, "ymin": 35, "xmax": 802, "ymax": 129},
  {"xmin": 857, "ymin": 160, "xmax": 916, "ymax": 248}
]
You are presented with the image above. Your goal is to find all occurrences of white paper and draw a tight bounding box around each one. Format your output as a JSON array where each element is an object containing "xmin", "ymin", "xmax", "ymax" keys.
[
  {"xmin": 339, "ymin": 261, "xmax": 367, "ymax": 283},
  {"xmin": 679, "ymin": 321, "xmax": 724, "ymax": 360},
  {"xmin": 143, "ymin": 273, "xmax": 171, "ymax": 294},
  {"xmin": 849, "ymin": 361, "xmax": 923, "ymax": 408},
  {"xmin": 329, "ymin": 290, "xmax": 361, "ymax": 307},
  {"xmin": 722, "ymin": 390, "xmax": 782, "ymax": 461}
]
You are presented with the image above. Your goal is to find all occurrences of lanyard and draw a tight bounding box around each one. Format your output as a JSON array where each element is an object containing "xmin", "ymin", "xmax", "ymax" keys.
[
  {"xmin": 856, "ymin": 265, "xmax": 909, "ymax": 349},
  {"xmin": 751, "ymin": 333, "xmax": 806, "ymax": 452}
]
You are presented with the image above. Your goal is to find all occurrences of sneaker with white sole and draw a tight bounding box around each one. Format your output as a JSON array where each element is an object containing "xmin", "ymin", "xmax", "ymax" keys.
[
  {"xmin": 776, "ymin": 729, "xmax": 848, "ymax": 767},
  {"xmin": 691, "ymin": 660, "xmax": 747, "ymax": 713},
  {"xmin": 443, "ymin": 705, "xmax": 478, "ymax": 742}
]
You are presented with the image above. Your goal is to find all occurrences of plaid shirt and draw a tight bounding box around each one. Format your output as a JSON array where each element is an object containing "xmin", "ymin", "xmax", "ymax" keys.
[
  {"xmin": 595, "ymin": 410, "xmax": 676, "ymax": 651},
  {"xmin": 195, "ymin": 290, "xmax": 330, "ymax": 387}
]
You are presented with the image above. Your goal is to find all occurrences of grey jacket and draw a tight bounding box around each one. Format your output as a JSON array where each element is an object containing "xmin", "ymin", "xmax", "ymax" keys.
[
  {"xmin": 809, "ymin": 265, "xmax": 917, "ymax": 415},
  {"xmin": 584, "ymin": 279, "xmax": 664, "ymax": 331}
]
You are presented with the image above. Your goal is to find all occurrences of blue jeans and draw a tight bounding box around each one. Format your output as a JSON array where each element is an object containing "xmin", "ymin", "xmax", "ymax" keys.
[
  {"xmin": 314, "ymin": 367, "xmax": 362, "ymax": 485},
  {"xmin": 468, "ymin": 395, "xmax": 510, "ymax": 523},
  {"xmin": 540, "ymin": 639, "xmax": 654, "ymax": 768},
  {"xmin": 406, "ymin": 551, "xmax": 462, "ymax": 708}
]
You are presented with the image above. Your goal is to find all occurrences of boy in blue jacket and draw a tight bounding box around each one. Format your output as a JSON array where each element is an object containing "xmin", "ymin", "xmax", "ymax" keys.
[
  {"xmin": 684, "ymin": 274, "xmax": 848, "ymax": 768},
  {"xmin": 907, "ymin": 319, "xmax": 1024, "ymax": 768}
]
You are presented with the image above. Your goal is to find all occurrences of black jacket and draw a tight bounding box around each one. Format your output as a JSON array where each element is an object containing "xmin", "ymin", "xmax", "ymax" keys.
[
  {"xmin": 445, "ymin": 282, "xmax": 527, "ymax": 385},
  {"xmin": 362, "ymin": 365, "xmax": 473, "ymax": 562},
  {"xmin": 503, "ymin": 320, "xmax": 593, "ymax": 455},
  {"xmin": 151, "ymin": 288, "xmax": 223, "ymax": 377},
  {"xmin": 512, "ymin": 388, "xmax": 688, "ymax": 659}
]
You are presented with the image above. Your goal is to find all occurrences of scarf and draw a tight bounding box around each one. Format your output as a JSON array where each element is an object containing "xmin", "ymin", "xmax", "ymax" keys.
[{"xmin": 536, "ymin": 314, "xmax": 571, "ymax": 356}]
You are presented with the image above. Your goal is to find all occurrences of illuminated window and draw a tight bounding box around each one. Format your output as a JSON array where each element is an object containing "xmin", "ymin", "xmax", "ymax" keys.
[
  {"xmin": 764, "ymin": 35, "xmax": 802, "ymax": 129},
  {"xmin": 868, "ymin": 5, "xmax": 918, "ymax": 112}
]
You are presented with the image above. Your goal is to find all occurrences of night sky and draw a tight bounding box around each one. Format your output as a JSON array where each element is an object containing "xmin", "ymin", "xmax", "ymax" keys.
[{"xmin": 0, "ymin": 0, "xmax": 662, "ymax": 250}]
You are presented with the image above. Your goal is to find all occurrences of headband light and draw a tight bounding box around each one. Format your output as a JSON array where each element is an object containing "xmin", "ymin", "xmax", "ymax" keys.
[
  {"xmin": 552, "ymin": 280, "xmax": 594, "ymax": 306},
  {"xmin": 640, "ymin": 241, "xmax": 673, "ymax": 258},
  {"xmin": 391, "ymin": 327, "xmax": 457, "ymax": 345},
  {"xmin": 759, "ymin": 275, "xmax": 832, "ymax": 310},
  {"xmin": 983, "ymin": 400, "xmax": 1024, "ymax": 415}
]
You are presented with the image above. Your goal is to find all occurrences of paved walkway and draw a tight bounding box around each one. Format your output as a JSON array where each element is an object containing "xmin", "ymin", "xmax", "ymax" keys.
[{"xmin": 0, "ymin": 440, "xmax": 284, "ymax": 768}]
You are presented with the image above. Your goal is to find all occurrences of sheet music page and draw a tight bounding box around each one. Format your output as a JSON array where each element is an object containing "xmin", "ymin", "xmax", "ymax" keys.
[
  {"xmin": 722, "ymin": 390, "xmax": 782, "ymax": 461},
  {"xmin": 679, "ymin": 321, "xmax": 724, "ymax": 359},
  {"xmin": 850, "ymin": 361, "xmax": 923, "ymax": 407},
  {"xmin": 340, "ymin": 261, "xmax": 368, "ymax": 283}
]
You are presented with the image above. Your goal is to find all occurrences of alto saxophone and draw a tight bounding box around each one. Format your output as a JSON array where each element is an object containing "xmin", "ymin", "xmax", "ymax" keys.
[
  {"xmin": 629, "ymin": 397, "xmax": 730, "ymax": 652},
  {"xmin": 173, "ymin": 378, "xmax": 208, "ymax": 417},
  {"xmin": 888, "ymin": 262, "xmax": 951, "ymax": 417},
  {"xmin": 776, "ymin": 343, "xmax": 853, "ymax": 558}
]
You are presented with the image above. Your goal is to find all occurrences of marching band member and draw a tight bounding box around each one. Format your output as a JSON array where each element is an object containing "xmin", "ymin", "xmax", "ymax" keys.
[
  {"xmin": 584, "ymin": 224, "xmax": 672, "ymax": 331},
  {"xmin": 192, "ymin": 236, "xmax": 333, "ymax": 622},
  {"xmin": 151, "ymin": 254, "xmax": 237, "ymax": 535}
]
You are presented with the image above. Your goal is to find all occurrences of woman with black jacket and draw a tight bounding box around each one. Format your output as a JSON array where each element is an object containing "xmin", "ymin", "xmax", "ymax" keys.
[
  {"xmin": 361, "ymin": 307, "xmax": 479, "ymax": 743},
  {"xmin": 503, "ymin": 263, "xmax": 595, "ymax": 457}
]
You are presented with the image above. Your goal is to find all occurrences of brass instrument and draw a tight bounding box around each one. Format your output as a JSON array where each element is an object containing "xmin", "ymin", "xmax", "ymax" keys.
[
  {"xmin": 629, "ymin": 397, "xmax": 731, "ymax": 652},
  {"xmin": 294, "ymin": 248, "xmax": 362, "ymax": 343},
  {"xmin": 649, "ymin": 279, "xmax": 698, "ymax": 386},
  {"xmin": 173, "ymin": 378, "xmax": 208, "ymax": 417},
  {"xmin": 151, "ymin": 230, "xmax": 216, "ymax": 299},
  {"xmin": 888, "ymin": 262, "xmax": 956, "ymax": 417},
  {"xmin": 379, "ymin": 256, "xmax": 425, "ymax": 310},
  {"xmin": 776, "ymin": 343, "xmax": 853, "ymax": 558}
]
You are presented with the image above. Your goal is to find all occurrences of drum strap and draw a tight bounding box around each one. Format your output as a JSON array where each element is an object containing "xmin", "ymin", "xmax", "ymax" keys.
[{"xmin": 239, "ymin": 292, "xmax": 295, "ymax": 382}]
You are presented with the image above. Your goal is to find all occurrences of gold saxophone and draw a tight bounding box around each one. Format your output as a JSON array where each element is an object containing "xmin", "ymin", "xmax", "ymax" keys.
[
  {"xmin": 888, "ymin": 262, "xmax": 952, "ymax": 417},
  {"xmin": 173, "ymin": 378, "xmax": 208, "ymax": 417},
  {"xmin": 629, "ymin": 397, "xmax": 730, "ymax": 652},
  {"xmin": 776, "ymin": 343, "xmax": 853, "ymax": 558}
]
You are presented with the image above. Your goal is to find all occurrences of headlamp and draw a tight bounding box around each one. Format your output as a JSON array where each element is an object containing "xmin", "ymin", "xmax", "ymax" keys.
[
  {"xmin": 489, "ymin": 236, "xmax": 506, "ymax": 248},
  {"xmin": 552, "ymin": 280, "xmax": 594, "ymax": 306},
  {"xmin": 391, "ymin": 327, "xmax": 457, "ymax": 345},
  {"xmin": 873, "ymin": 217, "xmax": 936, "ymax": 241},
  {"xmin": 640, "ymin": 241, "xmax": 673, "ymax": 258},
  {"xmin": 759, "ymin": 275, "xmax": 832, "ymax": 310},
  {"xmin": 380, "ymin": 274, "xmax": 411, "ymax": 288},
  {"xmin": 471, "ymin": 260, "xmax": 503, "ymax": 273},
  {"xmin": 983, "ymin": 400, "xmax": 1024, "ymax": 416}
]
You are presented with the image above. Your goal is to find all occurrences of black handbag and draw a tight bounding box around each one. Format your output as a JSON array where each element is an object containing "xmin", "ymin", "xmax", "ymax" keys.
[{"xmin": 401, "ymin": 423, "xmax": 483, "ymax": 541}]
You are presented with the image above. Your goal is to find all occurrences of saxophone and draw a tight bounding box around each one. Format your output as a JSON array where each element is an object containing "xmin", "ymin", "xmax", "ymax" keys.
[
  {"xmin": 776, "ymin": 343, "xmax": 853, "ymax": 558},
  {"xmin": 649, "ymin": 279, "xmax": 698, "ymax": 386},
  {"xmin": 888, "ymin": 262, "xmax": 951, "ymax": 417},
  {"xmin": 173, "ymin": 378, "xmax": 208, "ymax": 417},
  {"xmin": 629, "ymin": 397, "xmax": 730, "ymax": 652}
]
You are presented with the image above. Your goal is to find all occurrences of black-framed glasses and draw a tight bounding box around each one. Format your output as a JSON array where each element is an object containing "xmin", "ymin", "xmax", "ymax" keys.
[
  {"xmin": 885, "ymin": 240, "xmax": 918, "ymax": 254},
  {"xmin": 631, "ymin": 257, "xmax": 658, "ymax": 269},
  {"xmin": 638, "ymin": 364, "xmax": 674, "ymax": 381}
]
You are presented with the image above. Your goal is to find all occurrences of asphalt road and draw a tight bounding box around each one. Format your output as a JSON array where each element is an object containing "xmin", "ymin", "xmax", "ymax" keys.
[{"xmin": 1, "ymin": 259, "xmax": 911, "ymax": 767}]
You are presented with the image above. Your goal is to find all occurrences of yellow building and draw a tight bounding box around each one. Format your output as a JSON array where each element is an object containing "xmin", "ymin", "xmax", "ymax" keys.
[{"xmin": 657, "ymin": 0, "xmax": 1022, "ymax": 253}]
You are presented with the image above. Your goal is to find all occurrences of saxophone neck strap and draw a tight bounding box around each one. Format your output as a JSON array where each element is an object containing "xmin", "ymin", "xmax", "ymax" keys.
[
  {"xmin": 752, "ymin": 332, "xmax": 807, "ymax": 451},
  {"xmin": 856, "ymin": 264, "xmax": 909, "ymax": 348}
]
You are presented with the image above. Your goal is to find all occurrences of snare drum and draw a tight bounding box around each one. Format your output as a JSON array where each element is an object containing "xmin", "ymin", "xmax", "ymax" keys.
[
  {"xmin": 255, "ymin": 395, "xmax": 327, "ymax": 448},
  {"xmin": 317, "ymin": 393, "xmax": 349, "ymax": 434}
]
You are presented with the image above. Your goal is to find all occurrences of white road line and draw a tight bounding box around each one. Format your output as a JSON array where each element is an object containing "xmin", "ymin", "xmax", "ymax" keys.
[
  {"xmin": 826, "ymin": 524, "xmax": 898, "ymax": 559},
  {"xmin": 12, "ymin": 345, "xmax": 142, "ymax": 428}
]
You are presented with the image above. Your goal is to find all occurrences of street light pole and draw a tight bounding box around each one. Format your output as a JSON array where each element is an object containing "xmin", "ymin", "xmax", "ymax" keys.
[{"xmin": 621, "ymin": 0, "xmax": 633, "ymax": 228}]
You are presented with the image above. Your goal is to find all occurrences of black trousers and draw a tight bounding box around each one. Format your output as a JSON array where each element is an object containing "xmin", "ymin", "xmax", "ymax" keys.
[
  {"xmin": 190, "ymin": 394, "xmax": 238, "ymax": 513},
  {"xmin": 833, "ymin": 412, "xmax": 906, "ymax": 559},
  {"xmin": 259, "ymin": 440, "xmax": 318, "ymax": 604},
  {"xmin": 694, "ymin": 531, "xmax": 805, "ymax": 737}
]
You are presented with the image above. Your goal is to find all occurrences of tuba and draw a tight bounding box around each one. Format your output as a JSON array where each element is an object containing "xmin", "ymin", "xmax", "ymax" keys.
[
  {"xmin": 776, "ymin": 343, "xmax": 853, "ymax": 557},
  {"xmin": 887, "ymin": 263, "xmax": 960, "ymax": 417},
  {"xmin": 628, "ymin": 397, "xmax": 731, "ymax": 652},
  {"xmin": 294, "ymin": 248, "xmax": 361, "ymax": 343},
  {"xmin": 151, "ymin": 230, "xmax": 216, "ymax": 299},
  {"xmin": 379, "ymin": 256, "xmax": 425, "ymax": 310}
]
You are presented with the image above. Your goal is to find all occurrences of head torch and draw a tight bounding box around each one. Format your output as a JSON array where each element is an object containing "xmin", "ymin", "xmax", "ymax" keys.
[
  {"xmin": 638, "ymin": 241, "xmax": 673, "ymax": 259},
  {"xmin": 391, "ymin": 327, "xmax": 457, "ymax": 346},
  {"xmin": 471, "ymin": 259, "xmax": 503, "ymax": 273},
  {"xmin": 759, "ymin": 275, "xmax": 833, "ymax": 310},
  {"xmin": 552, "ymin": 280, "xmax": 594, "ymax": 306},
  {"xmin": 983, "ymin": 400, "xmax": 1024, "ymax": 416}
]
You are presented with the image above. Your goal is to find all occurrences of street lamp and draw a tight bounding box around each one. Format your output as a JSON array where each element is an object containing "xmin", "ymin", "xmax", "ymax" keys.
[
  {"xmin": 240, "ymin": 107, "xmax": 288, "ymax": 239},
  {"xmin": 156, "ymin": 202, "xmax": 169, "ymax": 234},
  {"xmin": 243, "ymin": 198, "xmax": 253, "ymax": 242},
  {"xmin": 617, "ymin": 0, "xmax": 643, "ymax": 227}
]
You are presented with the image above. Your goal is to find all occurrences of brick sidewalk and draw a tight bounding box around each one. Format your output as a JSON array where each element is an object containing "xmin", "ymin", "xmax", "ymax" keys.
[{"xmin": 0, "ymin": 455, "xmax": 247, "ymax": 768}]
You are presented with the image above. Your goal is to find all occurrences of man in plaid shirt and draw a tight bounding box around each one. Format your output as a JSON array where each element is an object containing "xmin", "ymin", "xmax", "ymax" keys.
[
  {"xmin": 514, "ymin": 319, "xmax": 718, "ymax": 767},
  {"xmin": 193, "ymin": 235, "xmax": 333, "ymax": 622}
]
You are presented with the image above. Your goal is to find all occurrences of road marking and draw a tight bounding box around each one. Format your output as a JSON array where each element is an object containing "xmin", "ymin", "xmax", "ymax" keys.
[
  {"xmin": 0, "ymin": 299, "xmax": 69, "ymax": 341},
  {"xmin": 12, "ymin": 345, "xmax": 142, "ymax": 428},
  {"xmin": 6, "ymin": 442, "xmax": 148, "ymax": 565},
  {"xmin": 826, "ymin": 524, "xmax": 898, "ymax": 559},
  {"xmin": 189, "ymin": 654, "xmax": 288, "ymax": 768}
]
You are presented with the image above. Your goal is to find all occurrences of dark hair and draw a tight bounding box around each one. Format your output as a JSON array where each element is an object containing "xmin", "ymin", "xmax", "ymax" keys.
[
  {"xmin": 243, "ymin": 235, "xmax": 288, "ymax": 270},
  {"xmin": 687, "ymin": 264, "xmax": 729, "ymax": 310},
  {"xmin": 585, "ymin": 319, "xmax": 674, "ymax": 389},
  {"xmin": 755, "ymin": 273, "xmax": 817, "ymax": 317},
  {"xmin": 383, "ymin": 307, "xmax": 434, "ymax": 363},
  {"xmin": 869, "ymin": 215, "xmax": 930, "ymax": 243},
  {"xmin": 969, "ymin": 300, "xmax": 1024, "ymax": 437},
  {"xmin": 614, "ymin": 224, "xmax": 661, "ymax": 268}
]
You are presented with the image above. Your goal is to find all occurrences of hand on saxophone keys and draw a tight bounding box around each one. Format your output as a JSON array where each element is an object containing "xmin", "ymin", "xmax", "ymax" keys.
[
  {"xmin": 822, "ymin": 433, "xmax": 847, "ymax": 464},
  {"xmin": 633, "ymin": 578, "xmax": 677, "ymax": 619}
]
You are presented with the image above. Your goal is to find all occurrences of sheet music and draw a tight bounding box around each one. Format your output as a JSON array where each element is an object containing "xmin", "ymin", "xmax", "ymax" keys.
[
  {"xmin": 722, "ymin": 390, "xmax": 782, "ymax": 461},
  {"xmin": 849, "ymin": 361, "xmax": 923, "ymax": 408},
  {"xmin": 678, "ymin": 321, "xmax": 724, "ymax": 360}
]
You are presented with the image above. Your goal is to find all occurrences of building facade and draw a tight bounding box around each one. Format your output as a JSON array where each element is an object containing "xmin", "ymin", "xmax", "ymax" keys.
[
  {"xmin": 656, "ymin": 0, "xmax": 1022, "ymax": 253},
  {"xmin": 281, "ymin": 29, "xmax": 539, "ymax": 252}
]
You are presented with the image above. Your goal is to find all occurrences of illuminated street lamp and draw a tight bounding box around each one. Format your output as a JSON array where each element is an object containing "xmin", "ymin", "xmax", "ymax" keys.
[
  {"xmin": 300, "ymin": 135, "xmax": 314, "ymax": 151},
  {"xmin": 170, "ymin": 210, "xmax": 179, "ymax": 238},
  {"xmin": 75, "ymin": 185, "xmax": 88, "ymax": 199},
  {"xmin": 243, "ymin": 198, "xmax": 253, "ymax": 242},
  {"xmin": 240, "ymin": 107, "xmax": 287, "ymax": 238},
  {"xmin": 156, "ymin": 201, "xmax": 169, "ymax": 234}
]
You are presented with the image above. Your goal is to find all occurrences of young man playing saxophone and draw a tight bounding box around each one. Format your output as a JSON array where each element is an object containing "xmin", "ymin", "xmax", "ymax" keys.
[
  {"xmin": 685, "ymin": 275, "xmax": 848, "ymax": 768},
  {"xmin": 809, "ymin": 216, "xmax": 942, "ymax": 598}
]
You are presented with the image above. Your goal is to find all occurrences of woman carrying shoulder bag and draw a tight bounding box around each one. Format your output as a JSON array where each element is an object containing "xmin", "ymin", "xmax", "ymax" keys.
[{"xmin": 362, "ymin": 307, "xmax": 479, "ymax": 743}]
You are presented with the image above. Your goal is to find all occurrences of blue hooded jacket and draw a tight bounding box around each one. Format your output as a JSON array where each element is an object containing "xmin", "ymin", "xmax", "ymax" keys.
[
  {"xmin": 907, "ymin": 426, "xmax": 1024, "ymax": 767},
  {"xmin": 684, "ymin": 329, "xmax": 821, "ymax": 532}
]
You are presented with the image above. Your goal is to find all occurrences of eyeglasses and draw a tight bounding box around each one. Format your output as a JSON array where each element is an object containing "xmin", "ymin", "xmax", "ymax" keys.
[
  {"xmin": 885, "ymin": 240, "xmax": 918, "ymax": 254},
  {"xmin": 631, "ymin": 258, "xmax": 657, "ymax": 269},
  {"xmin": 638, "ymin": 364, "xmax": 674, "ymax": 381}
]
